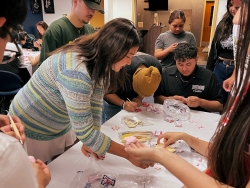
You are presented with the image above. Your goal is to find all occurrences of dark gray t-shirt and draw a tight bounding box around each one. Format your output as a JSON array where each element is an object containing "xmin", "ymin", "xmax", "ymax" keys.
[{"xmin": 155, "ymin": 30, "xmax": 197, "ymax": 68}]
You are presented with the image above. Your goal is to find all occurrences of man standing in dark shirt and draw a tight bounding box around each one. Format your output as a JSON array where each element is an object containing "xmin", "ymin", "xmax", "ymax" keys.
[
  {"xmin": 39, "ymin": 0, "xmax": 104, "ymax": 65},
  {"xmin": 155, "ymin": 42, "xmax": 223, "ymax": 112}
]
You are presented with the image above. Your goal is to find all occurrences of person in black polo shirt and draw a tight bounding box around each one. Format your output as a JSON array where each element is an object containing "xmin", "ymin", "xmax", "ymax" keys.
[
  {"xmin": 103, "ymin": 52, "xmax": 162, "ymax": 123},
  {"xmin": 154, "ymin": 42, "xmax": 223, "ymax": 112}
]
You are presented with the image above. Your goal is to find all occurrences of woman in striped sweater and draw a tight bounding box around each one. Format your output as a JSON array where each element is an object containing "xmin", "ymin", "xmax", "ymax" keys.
[{"xmin": 9, "ymin": 18, "xmax": 150, "ymax": 169}]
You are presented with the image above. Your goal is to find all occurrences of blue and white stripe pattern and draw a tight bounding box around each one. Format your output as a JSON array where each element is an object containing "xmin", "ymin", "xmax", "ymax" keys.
[{"xmin": 10, "ymin": 51, "xmax": 111, "ymax": 156}]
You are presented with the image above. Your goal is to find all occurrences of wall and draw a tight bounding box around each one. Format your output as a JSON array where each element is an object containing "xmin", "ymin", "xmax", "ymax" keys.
[
  {"xmin": 216, "ymin": 0, "xmax": 227, "ymax": 26},
  {"xmin": 41, "ymin": 0, "xmax": 71, "ymax": 25},
  {"xmin": 104, "ymin": 0, "xmax": 133, "ymax": 23},
  {"xmin": 137, "ymin": 0, "xmax": 205, "ymax": 45},
  {"xmin": 89, "ymin": 0, "xmax": 104, "ymax": 29},
  {"xmin": 23, "ymin": 0, "xmax": 44, "ymax": 38}
]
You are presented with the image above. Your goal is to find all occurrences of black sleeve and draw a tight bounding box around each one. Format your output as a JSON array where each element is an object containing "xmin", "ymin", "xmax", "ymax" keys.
[
  {"xmin": 207, "ymin": 73, "xmax": 223, "ymax": 104},
  {"xmin": 154, "ymin": 68, "xmax": 167, "ymax": 97},
  {"xmin": 128, "ymin": 53, "xmax": 162, "ymax": 74},
  {"xmin": 206, "ymin": 26, "xmax": 219, "ymax": 71}
]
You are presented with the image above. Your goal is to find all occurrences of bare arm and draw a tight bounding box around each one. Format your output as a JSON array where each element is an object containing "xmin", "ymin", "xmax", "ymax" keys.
[
  {"xmin": 154, "ymin": 43, "xmax": 178, "ymax": 60},
  {"xmin": 158, "ymin": 150, "xmax": 236, "ymax": 188},
  {"xmin": 157, "ymin": 132, "xmax": 209, "ymax": 157},
  {"xmin": 108, "ymin": 140, "xmax": 150, "ymax": 169},
  {"xmin": 104, "ymin": 93, "xmax": 124, "ymax": 107},
  {"xmin": 104, "ymin": 94, "xmax": 137, "ymax": 112},
  {"xmin": 125, "ymin": 144, "xmax": 241, "ymax": 188},
  {"xmin": 198, "ymin": 99, "xmax": 223, "ymax": 112}
]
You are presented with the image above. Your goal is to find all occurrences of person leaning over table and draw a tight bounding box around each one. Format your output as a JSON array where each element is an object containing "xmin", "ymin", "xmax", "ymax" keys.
[
  {"xmin": 39, "ymin": 0, "xmax": 102, "ymax": 65},
  {"xmin": 154, "ymin": 10, "xmax": 196, "ymax": 68},
  {"xmin": 28, "ymin": 21, "xmax": 49, "ymax": 66},
  {"xmin": 154, "ymin": 42, "xmax": 223, "ymax": 112},
  {"xmin": 103, "ymin": 52, "xmax": 162, "ymax": 123},
  {"xmin": 0, "ymin": 0, "xmax": 51, "ymax": 187},
  {"xmin": 125, "ymin": 2, "xmax": 250, "ymax": 187},
  {"xmin": 9, "ymin": 18, "xmax": 151, "ymax": 169},
  {"xmin": 18, "ymin": 31, "xmax": 39, "ymax": 51}
]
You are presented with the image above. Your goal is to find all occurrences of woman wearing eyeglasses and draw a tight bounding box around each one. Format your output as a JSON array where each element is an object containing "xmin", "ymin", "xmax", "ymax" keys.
[{"xmin": 154, "ymin": 10, "xmax": 197, "ymax": 68}]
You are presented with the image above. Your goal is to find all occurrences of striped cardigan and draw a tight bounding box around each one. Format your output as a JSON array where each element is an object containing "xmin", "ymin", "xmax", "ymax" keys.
[{"xmin": 9, "ymin": 51, "xmax": 111, "ymax": 156}]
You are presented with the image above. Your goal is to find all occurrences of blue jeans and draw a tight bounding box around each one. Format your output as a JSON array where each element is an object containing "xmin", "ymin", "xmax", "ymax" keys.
[
  {"xmin": 102, "ymin": 100, "xmax": 121, "ymax": 124},
  {"xmin": 213, "ymin": 59, "xmax": 234, "ymax": 105}
]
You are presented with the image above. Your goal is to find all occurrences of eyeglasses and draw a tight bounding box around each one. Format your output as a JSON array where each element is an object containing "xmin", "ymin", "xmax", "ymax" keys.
[{"xmin": 3, "ymin": 25, "xmax": 22, "ymax": 58}]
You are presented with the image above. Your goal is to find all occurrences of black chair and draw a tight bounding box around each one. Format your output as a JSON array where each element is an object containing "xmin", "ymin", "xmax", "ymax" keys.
[{"xmin": 0, "ymin": 70, "xmax": 23, "ymax": 114}]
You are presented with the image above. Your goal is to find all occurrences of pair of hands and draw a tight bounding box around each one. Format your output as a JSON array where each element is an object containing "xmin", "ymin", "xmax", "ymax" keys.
[
  {"xmin": 123, "ymin": 97, "xmax": 143, "ymax": 112},
  {"xmin": 173, "ymin": 95, "xmax": 201, "ymax": 108},
  {"xmin": 124, "ymin": 132, "xmax": 184, "ymax": 164},
  {"xmin": 0, "ymin": 115, "xmax": 26, "ymax": 142},
  {"xmin": 167, "ymin": 43, "xmax": 178, "ymax": 53},
  {"xmin": 0, "ymin": 115, "xmax": 51, "ymax": 187},
  {"xmin": 33, "ymin": 39, "xmax": 42, "ymax": 48},
  {"xmin": 81, "ymin": 143, "xmax": 152, "ymax": 169},
  {"xmin": 31, "ymin": 159, "xmax": 51, "ymax": 188}
]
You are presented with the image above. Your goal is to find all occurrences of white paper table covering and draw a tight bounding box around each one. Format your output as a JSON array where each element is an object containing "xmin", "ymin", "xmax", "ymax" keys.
[{"xmin": 47, "ymin": 104, "xmax": 221, "ymax": 188}]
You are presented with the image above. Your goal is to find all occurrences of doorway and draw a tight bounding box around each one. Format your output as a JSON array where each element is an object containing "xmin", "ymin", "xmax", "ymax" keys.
[
  {"xmin": 201, "ymin": 1, "xmax": 215, "ymax": 47},
  {"xmin": 90, "ymin": 0, "xmax": 104, "ymax": 30}
]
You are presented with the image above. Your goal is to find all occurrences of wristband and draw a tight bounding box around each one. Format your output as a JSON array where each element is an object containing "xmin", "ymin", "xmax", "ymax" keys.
[{"xmin": 122, "ymin": 101, "xmax": 126, "ymax": 109}]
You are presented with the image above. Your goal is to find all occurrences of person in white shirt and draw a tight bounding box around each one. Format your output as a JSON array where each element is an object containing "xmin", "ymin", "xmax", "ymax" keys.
[{"xmin": 0, "ymin": 1, "xmax": 51, "ymax": 187}]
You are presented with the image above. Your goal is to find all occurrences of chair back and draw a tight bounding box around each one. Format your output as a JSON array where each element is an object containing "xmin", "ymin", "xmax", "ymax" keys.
[{"xmin": 0, "ymin": 70, "xmax": 23, "ymax": 96}]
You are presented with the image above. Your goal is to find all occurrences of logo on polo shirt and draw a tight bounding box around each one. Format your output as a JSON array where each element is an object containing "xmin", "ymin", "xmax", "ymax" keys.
[{"xmin": 192, "ymin": 85, "xmax": 205, "ymax": 93}]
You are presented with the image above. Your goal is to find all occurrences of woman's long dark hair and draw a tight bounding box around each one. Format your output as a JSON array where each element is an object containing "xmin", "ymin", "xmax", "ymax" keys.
[
  {"xmin": 36, "ymin": 21, "xmax": 48, "ymax": 39},
  {"xmin": 168, "ymin": 10, "xmax": 186, "ymax": 24},
  {"xmin": 0, "ymin": 0, "xmax": 27, "ymax": 38},
  {"xmin": 217, "ymin": 0, "xmax": 234, "ymax": 41},
  {"xmin": 51, "ymin": 18, "xmax": 142, "ymax": 93},
  {"xmin": 208, "ymin": 1, "xmax": 250, "ymax": 187}
]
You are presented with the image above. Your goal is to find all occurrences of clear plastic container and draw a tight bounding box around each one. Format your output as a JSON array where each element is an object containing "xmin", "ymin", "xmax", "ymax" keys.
[{"xmin": 163, "ymin": 99, "xmax": 190, "ymax": 120}]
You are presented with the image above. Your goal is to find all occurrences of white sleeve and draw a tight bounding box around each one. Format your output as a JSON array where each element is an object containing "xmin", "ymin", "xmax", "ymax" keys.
[{"xmin": 0, "ymin": 134, "xmax": 38, "ymax": 188}]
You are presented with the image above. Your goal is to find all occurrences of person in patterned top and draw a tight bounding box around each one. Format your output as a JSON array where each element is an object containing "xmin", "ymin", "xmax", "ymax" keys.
[{"xmin": 124, "ymin": 0, "xmax": 250, "ymax": 187}]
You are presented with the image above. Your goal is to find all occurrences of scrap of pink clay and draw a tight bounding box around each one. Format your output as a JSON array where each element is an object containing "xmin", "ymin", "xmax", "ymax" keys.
[
  {"xmin": 165, "ymin": 118, "xmax": 174, "ymax": 123},
  {"xmin": 146, "ymin": 108, "xmax": 152, "ymax": 112},
  {"xmin": 154, "ymin": 130, "xmax": 162, "ymax": 136},
  {"xmin": 135, "ymin": 108, "xmax": 142, "ymax": 112},
  {"xmin": 154, "ymin": 165, "xmax": 161, "ymax": 170},
  {"xmin": 28, "ymin": 156, "xmax": 36, "ymax": 163},
  {"xmin": 142, "ymin": 102, "xmax": 150, "ymax": 107},
  {"xmin": 124, "ymin": 136, "xmax": 137, "ymax": 145},
  {"xmin": 197, "ymin": 125, "xmax": 205, "ymax": 129},
  {"xmin": 195, "ymin": 163, "xmax": 200, "ymax": 166},
  {"xmin": 111, "ymin": 126, "xmax": 120, "ymax": 131},
  {"xmin": 198, "ymin": 158, "xmax": 202, "ymax": 162},
  {"xmin": 189, "ymin": 120, "xmax": 196, "ymax": 123}
]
